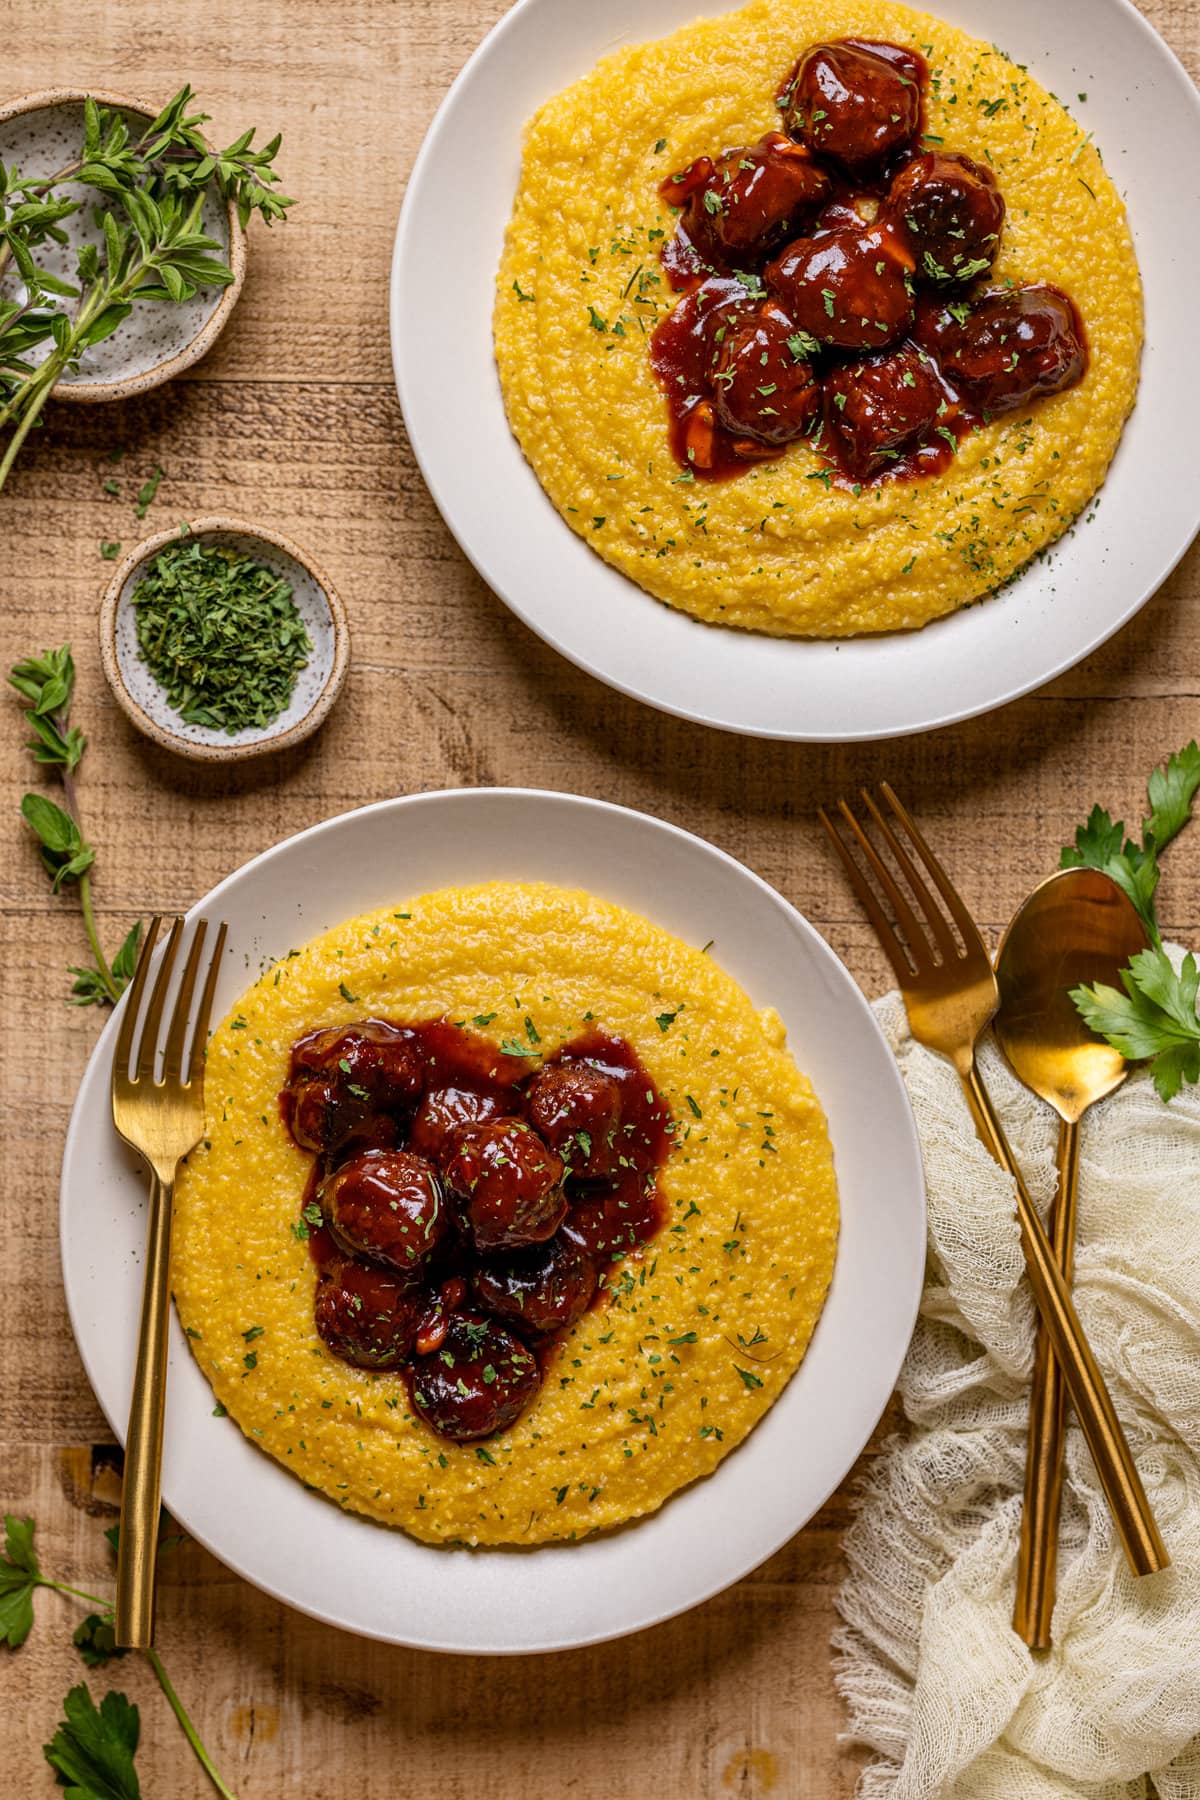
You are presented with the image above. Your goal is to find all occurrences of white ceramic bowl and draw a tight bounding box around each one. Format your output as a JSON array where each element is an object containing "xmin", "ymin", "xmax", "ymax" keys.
[
  {"xmin": 61, "ymin": 789, "xmax": 926, "ymax": 1652},
  {"xmin": 99, "ymin": 518, "xmax": 349, "ymax": 762},
  {"xmin": 391, "ymin": 0, "xmax": 1200, "ymax": 741}
]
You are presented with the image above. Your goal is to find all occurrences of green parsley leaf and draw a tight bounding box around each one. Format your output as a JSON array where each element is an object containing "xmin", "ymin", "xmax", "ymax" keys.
[
  {"xmin": 134, "ymin": 465, "xmax": 164, "ymax": 519},
  {"xmin": 43, "ymin": 1683, "xmax": 141, "ymax": 1799},
  {"xmin": 1147, "ymin": 743, "xmax": 1200, "ymax": 851},
  {"xmin": 338, "ymin": 982, "xmax": 359, "ymax": 1004},
  {"xmin": 73, "ymin": 1614, "xmax": 129, "ymax": 1670},
  {"xmin": 1072, "ymin": 950, "xmax": 1200, "ymax": 1101},
  {"xmin": 786, "ymin": 329, "xmax": 820, "ymax": 361},
  {"xmin": 1067, "ymin": 745, "xmax": 1200, "ymax": 1098},
  {"xmin": 0, "ymin": 1514, "xmax": 40, "ymax": 1648},
  {"xmin": 1063, "ymin": 744, "xmax": 1200, "ymax": 942}
]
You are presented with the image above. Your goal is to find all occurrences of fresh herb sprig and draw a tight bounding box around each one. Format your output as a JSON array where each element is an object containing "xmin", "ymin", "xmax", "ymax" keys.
[
  {"xmin": 0, "ymin": 86, "xmax": 291, "ymax": 491},
  {"xmin": 2, "ymin": 1513, "xmax": 238, "ymax": 1798},
  {"xmin": 1065, "ymin": 743, "xmax": 1200, "ymax": 1100},
  {"xmin": 9, "ymin": 646, "xmax": 141, "ymax": 1005}
]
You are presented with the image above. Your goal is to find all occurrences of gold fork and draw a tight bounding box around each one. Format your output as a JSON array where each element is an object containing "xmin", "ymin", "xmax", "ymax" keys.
[
  {"xmin": 819, "ymin": 785, "xmax": 1167, "ymax": 1583},
  {"xmin": 110, "ymin": 912, "xmax": 228, "ymax": 1647}
]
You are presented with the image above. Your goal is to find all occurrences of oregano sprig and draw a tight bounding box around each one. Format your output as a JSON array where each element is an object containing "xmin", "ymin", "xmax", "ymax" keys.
[
  {"xmin": 9, "ymin": 646, "xmax": 142, "ymax": 1006},
  {"xmin": 0, "ymin": 86, "xmax": 291, "ymax": 490}
]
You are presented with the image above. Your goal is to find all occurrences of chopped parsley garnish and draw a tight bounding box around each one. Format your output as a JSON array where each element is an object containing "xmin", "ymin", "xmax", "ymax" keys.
[{"xmin": 129, "ymin": 537, "xmax": 312, "ymax": 735}]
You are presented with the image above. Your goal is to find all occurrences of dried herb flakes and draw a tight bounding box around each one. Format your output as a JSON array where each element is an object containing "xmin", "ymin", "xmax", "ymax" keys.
[{"xmin": 131, "ymin": 539, "xmax": 312, "ymax": 734}]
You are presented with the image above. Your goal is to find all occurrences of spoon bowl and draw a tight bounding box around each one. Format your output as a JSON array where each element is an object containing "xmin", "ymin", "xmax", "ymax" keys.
[{"xmin": 994, "ymin": 866, "xmax": 1149, "ymax": 1122}]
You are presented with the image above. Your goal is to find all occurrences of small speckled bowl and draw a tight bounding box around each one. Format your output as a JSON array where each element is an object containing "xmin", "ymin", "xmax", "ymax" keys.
[
  {"xmin": 99, "ymin": 519, "xmax": 350, "ymax": 762},
  {"xmin": 0, "ymin": 88, "xmax": 245, "ymax": 401}
]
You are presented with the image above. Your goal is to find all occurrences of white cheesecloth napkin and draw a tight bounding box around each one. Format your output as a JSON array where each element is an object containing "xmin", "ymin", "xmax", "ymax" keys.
[{"xmin": 834, "ymin": 987, "xmax": 1200, "ymax": 1800}]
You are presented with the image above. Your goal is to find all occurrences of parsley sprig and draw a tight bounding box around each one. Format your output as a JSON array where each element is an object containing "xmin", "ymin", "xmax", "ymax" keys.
[
  {"xmin": 2, "ymin": 1513, "xmax": 237, "ymax": 1798},
  {"xmin": 9, "ymin": 646, "xmax": 142, "ymax": 1005},
  {"xmin": 0, "ymin": 86, "xmax": 292, "ymax": 491},
  {"xmin": 1065, "ymin": 743, "xmax": 1200, "ymax": 1099}
]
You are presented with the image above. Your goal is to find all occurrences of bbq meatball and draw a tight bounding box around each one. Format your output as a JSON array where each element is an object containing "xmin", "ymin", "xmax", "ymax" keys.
[
  {"xmin": 472, "ymin": 1237, "xmax": 598, "ymax": 1335},
  {"xmin": 887, "ymin": 151, "xmax": 1005, "ymax": 284},
  {"xmin": 320, "ymin": 1147, "xmax": 448, "ymax": 1274},
  {"xmin": 782, "ymin": 39, "xmax": 924, "ymax": 168},
  {"xmin": 287, "ymin": 1078, "xmax": 376, "ymax": 1155},
  {"xmin": 915, "ymin": 286, "xmax": 1087, "ymax": 413},
  {"xmin": 314, "ymin": 1257, "xmax": 421, "ymax": 1369},
  {"xmin": 711, "ymin": 302, "xmax": 822, "ymax": 445},
  {"xmin": 525, "ymin": 1061, "xmax": 626, "ymax": 1179},
  {"xmin": 561, "ymin": 1189, "xmax": 656, "ymax": 1263},
  {"xmin": 766, "ymin": 223, "xmax": 915, "ymax": 350},
  {"xmin": 824, "ymin": 345, "xmax": 947, "ymax": 478},
  {"xmin": 410, "ymin": 1314, "xmax": 541, "ymax": 1441},
  {"xmin": 669, "ymin": 132, "xmax": 831, "ymax": 265},
  {"xmin": 291, "ymin": 1020, "xmax": 426, "ymax": 1108},
  {"xmin": 286, "ymin": 1021, "xmax": 426, "ymax": 1154},
  {"xmin": 408, "ymin": 1084, "xmax": 510, "ymax": 1167},
  {"xmin": 443, "ymin": 1118, "xmax": 567, "ymax": 1253}
]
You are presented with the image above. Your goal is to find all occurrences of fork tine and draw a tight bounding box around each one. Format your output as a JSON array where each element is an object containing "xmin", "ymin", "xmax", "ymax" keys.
[
  {"xmin": 838, "ymin": 793, "xmax": 939, "ymax": 972},
  {"xmin": 135, "ymin": 917, "xmax": 183, "ymax": 1083},
  {"xmin": 185, "ymin": 920, "xmax": 227, "ymax": 1086},
  {"xmin": 162, "ymin": 921, "xmax": 207, "ymax": 1084},
  {"xmin": 860, "ymin": 787, "xmax": 959, "ymax": 963},
  {"xmin": 879, "ymin": 782, "xmax": 986, "ymax": 952},
  {"xmin": 817, "ymin": 805, "xmax": 917, "ymax": 988},
  {"xmin": 113, "ymin": 916, "xmax": 161, "ymax": 1090}
]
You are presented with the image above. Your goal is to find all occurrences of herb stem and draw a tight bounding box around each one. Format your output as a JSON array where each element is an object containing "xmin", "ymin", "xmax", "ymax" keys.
[
  {"xmin": 0, "ymin": 354, "xmax": 61, "ymax": 486},
  {"xmin": 0, "ymin": 272, "xmax": 111, "ymax": 488},
  {"xmin": 145, "ymin": 1648, "xmax": 240, "ymax": 1800},
  {"xmin": 37, "ymin": 1574, "xmax": 240, "ymax": 1799},
  {"xmin": 42, "ymin": 1577, "xmax": 110, "ymax": 1609},
  {"xmin": 78, "ymin": 872, "xmax": 121, "ymax": 1003},
  {"xmin": 45, "ymin": 702, "xmax": 120, "ymax": 1004}
]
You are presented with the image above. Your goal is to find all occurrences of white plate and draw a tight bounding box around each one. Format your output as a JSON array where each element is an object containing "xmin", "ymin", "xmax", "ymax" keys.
[
  {"xmin": 390, "ymin": 0, "xmax": 1200, "ymax": 742},
  {"xmin": 61, "ymin": 789, "xmax": 925, "ymax": 1653}
]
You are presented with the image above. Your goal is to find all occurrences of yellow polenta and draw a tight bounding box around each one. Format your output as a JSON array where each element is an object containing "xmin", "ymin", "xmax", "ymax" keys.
[
  {"xmin": 493, "ymin": 0, "xmax": 1142, "ymax": 636},
  {"xmin": 172, "ymin": 882, "xmax": 839, "ymax": 1546}
]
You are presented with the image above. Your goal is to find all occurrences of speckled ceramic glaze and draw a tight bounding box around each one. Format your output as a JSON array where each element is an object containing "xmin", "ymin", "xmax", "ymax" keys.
[
  {"xmin": 99, "ymin": 520, "xmax": 350, "ymax": 762},
  {"xmin": 0, "ymin": 89, "xmax": 245, "ymax": 401}
]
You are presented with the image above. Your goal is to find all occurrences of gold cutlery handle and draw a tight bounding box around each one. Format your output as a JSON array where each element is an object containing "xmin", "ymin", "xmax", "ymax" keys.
[
  {"xmin": 1012, "ymin": 1116, "xmax": 1078, "ymax": 1648},
  {"xmin": 965, "ymin": 1065, "xmax": 1168, "ymax": 1583},
  {"xmin": 115, "ymin": 1170, "xmax": 174, "ymax": 1647}
]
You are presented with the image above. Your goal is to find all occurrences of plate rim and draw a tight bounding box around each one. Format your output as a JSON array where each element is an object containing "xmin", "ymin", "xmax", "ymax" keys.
[
  {"xmin": 60, "ymin": 786, "xmax": 926, "ymax": 1652},
  {"xmin": 389, "ymin": 0, "xmax": 1200, "ymax": 743}
]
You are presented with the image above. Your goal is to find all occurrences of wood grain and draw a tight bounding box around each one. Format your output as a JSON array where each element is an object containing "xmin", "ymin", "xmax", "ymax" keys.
[{"xmin": 1, "ymin": 2, "xmax": 1197, "ymax": 1793}]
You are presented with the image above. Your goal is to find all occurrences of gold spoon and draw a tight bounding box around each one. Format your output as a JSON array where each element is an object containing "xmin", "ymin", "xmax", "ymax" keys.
[{"xmin": 994, "ymin": 865, "xmax": 1156, "ymax": 1650}]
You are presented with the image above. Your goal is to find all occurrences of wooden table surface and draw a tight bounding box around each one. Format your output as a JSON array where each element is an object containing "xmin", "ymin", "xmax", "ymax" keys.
[{"xmin": 2, "ymin": 2, "xmax": 1197, "ymax": 1793}]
